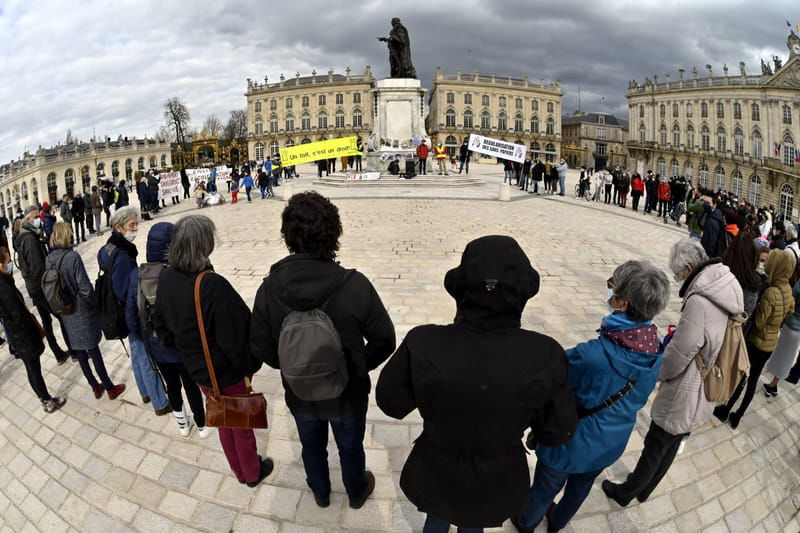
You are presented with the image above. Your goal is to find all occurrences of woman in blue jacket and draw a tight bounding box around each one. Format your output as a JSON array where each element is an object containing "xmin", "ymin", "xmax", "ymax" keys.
[{"xmin": 514, "ymin": 260, "xmax": 670, "ymax": 533}]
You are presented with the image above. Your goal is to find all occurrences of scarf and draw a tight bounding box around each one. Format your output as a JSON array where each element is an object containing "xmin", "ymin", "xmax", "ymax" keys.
[{"xmin": 108, "ymin": 230, "xmax": 139, "ymax": 261}]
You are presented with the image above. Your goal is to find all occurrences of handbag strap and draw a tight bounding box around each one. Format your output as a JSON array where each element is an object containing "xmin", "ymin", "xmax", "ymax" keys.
[
  {"xmin": 194, "ymin": 271, "xmax": 220, "ymax": 398},
  {"xmin": 577, "ymin": 380, "xmax": 636, "ymax": 419}
]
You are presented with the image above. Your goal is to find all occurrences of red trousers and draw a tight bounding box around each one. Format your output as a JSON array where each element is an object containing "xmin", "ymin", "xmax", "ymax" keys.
[{"xmin": 232, "ymin": 191, "xmax": 238, "ymax": 204}]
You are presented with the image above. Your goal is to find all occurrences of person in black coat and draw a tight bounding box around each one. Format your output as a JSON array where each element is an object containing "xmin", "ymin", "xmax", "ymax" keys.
[
  {"xmin": 531, "ymin": 159, "xmax": 545, "ymax": 194},
  {"xmin": 153, "ymin": 214, "xmax": 273, "ymax": 488},
  {"xmin": 70, "ymin": 192, "xmax": 87, "ymax": 243},
  {"xmin": 116, "ymin": 180, "xmax": 130, "ymax": 209},
  {"xmin": 458, "ymin": 140, "xmax": 471, "ymax": 174},
  {"xmin": 0, "ymin": 246, "xmax": 66, "ymax": 413},
  {"xmin": 700, "ymin": 195, "xmax": 726, "ymax": 258},
  {"xmin": 376, "ymin": 235, "xmax": 577, "ymax": 532},
  {"xmin": 180, "ymin": 168, "xmax": 191, "ymax": 200},
  {"xmin": 250, "ymin": 192, "xmax": 396, "ymax": 510},
  {"xmin": 521, "ymin": 157, "xmax": 532, "ymax": 191}
]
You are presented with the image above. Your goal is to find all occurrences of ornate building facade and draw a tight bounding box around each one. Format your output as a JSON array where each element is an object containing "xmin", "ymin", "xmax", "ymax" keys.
[
  {"xmin": 245, "ymin": 67, "xmax": 374, "ymax": 162},
  {"xmin": 627, "ymin": 31, "xmax": 800, "ymax": 217},
  {"xmin": 426, "ymin": 68, "xmax": 563, "ymax": 160},
  {"xmin": 561, "ymin": 112, "xmax": 629, "ymax": 170},
  {"xmin": 0, "ymin": 138, "xmax": 171, "ymax": 219}
]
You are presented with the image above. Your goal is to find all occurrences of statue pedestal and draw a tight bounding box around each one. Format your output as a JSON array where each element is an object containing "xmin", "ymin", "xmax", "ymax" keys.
[{"xmin": 366, "ymin": 78, "xmax": 429, "ymax": 173}]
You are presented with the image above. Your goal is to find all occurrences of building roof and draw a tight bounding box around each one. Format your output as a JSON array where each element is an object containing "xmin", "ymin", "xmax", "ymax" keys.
[{"xmin": 562, "ymin": 113, "xmax": 628, "ymax": 129}]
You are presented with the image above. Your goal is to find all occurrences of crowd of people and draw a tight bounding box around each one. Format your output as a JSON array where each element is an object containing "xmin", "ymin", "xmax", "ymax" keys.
[{"xmin": 3, "ymin": 163, "xmax": 799, "ymax": 531}]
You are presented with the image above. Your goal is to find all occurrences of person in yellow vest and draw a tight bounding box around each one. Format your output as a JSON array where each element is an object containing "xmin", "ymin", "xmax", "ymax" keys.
[{"xmin": 435, "ymin": 141, "xmax": 449, "ymax": 176}]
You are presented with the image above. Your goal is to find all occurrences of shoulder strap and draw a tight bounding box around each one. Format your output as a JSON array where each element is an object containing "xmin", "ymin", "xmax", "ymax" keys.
[
  {"xmin": 194, "ymin": 271, "xmax": 220, "ymax": 397},
  {"xmin": 577, "ymin": 380, "xmax": 636, "ymax": 419}
]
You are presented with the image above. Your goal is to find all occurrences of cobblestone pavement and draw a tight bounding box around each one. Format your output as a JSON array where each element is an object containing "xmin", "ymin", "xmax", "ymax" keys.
[{"xmin": 1, "ymin": 163, "xmax": 799, "ymax": 532}]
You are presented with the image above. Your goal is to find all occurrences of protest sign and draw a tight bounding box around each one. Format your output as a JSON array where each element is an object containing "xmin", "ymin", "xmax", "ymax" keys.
[
  {"xmin": 157, "ymin": 171, "xmax": 182, "ymax": 200},
  {"xmin": 280, "ymin": 137, "xmax": 362, "ymax": 167},
  {"xmin": 467, "ymin": 133, "xmax": 527, "ymax": 163}
]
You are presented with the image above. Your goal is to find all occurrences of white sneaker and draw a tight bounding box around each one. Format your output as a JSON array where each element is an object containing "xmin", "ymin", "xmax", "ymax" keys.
[
  {"xmin": 197, "ymin": 426, "xmax": 212, "ymax": 439},
  {"xmin": 178, "ymin": 416, "xmax": 194, "ymax": 438}
]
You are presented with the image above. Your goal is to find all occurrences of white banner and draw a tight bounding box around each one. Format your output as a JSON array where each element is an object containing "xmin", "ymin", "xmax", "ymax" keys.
[
  {"xmin": 156, "ymin": 165, "xmax": 231, "ymax": 200},
  {"xmin": 468, "ymin": 133, "xmax": 527, "ymax": 163},
  {"xmin": 157, "ymin": 171, "xmax": 183, "ymax": 200}
]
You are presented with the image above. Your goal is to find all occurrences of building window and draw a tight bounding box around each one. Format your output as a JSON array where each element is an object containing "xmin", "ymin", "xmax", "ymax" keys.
[
  {"xmin": 598, "ymin": 115, "xmax": 605, "ymax": 125},
  {"xmin": 750, "ymin": 175, "xmax": 761, "ymax": 206},
  {"xmin": 161, "ymin": 155, "xmax": 167, "ymax": 168},
  {"xmin": 781, "ymin": 183, "xmax": 794, "ymax": 218},
  {"xmin": 701, "ymin": 102, "xmax": 708, "ymax": 118},
  {"xmin": 445, "ymin": 109, "xmax": 456, "ymax": 127},
  {"xmin": 270, "ymin": 99, "xmax": 277, "ymax": 110},
  {"xmin": 515, "ymin": 97, "xmax": 523, "ymax": 109},
  {"xmin": 482, "ymin": 95, "xmax": 489, "ymax": 106},
  {"xmin": 717, "ymin": 126, "xmax": 726, "ymax": 152},
  {"xmin": 285, "ymin": 139, "xmax": 295, "ymax": 148},
  {"xmin": 734, "ymin": 128, "xmax": 744, "ymax": 156},
  {"xmin": 752, "ymin": 131, "xmax": 762, "ymax": 159},
  {"xmin": 464, "ymin": 93, "xmax": 472, "ymax": 105},
  {"xmin": 639, "ymin": 104, "xmax": 644, "ymax": 118},
  {"xmin": 138, "ymin": 157, "xmax": 144, "ymax": 170},
  {"xmin": 699, "ymin": 163, "xmax": 709, "ymax": 187},
  {"xmin": 301, "ymin": 113, "xmax": 311, "ymax": 130},
  {"xmin": 286, "ymin": 98, "xmax": 293, "ymax": 109},
  {"xmin": 547, "ymin": 102, "xmax": 554, "ymax": 113},
  {"xmin": 659, "ymin": 104, "xmax": 665, "ymax": 118},
  {"xmin": 446, "ymin": 92, "xmax": 454, "ymax": 104},
  {"xmin": 671, "ymin": 159, "xmax": 680, "ymax": 177},
  {"xmin": 716, "ymin": 102, "xmax": 724, "ymax": 119},
  {"xmin": 255, "ymin": 143, "xmax": 264, "ymax": 160},
  {"xmin": 687, "ymin": 124, "xmax": 695, "ymax": 147},
  {"xmin": 354, "ymin": 93, "xmax": 361, "ymax": 104},
  {"xmin": 284, "ymin": 115, "xmax": 294, "ymax": 131},
  {"xmin": 47, "ymin": 172, "xmax": 58, "ymax": 204},
  {"xmin": 673, "ymin": 103, "xmax": 679, "ymax": 117},
  {"xmin": 597, "ymin": 127, "xmax": 606, "ymax": 140},
  {"xmin": 687, "ymin": 103, "xmax": 693, "ymax": 117},
  {"xmin": 531, "ymin": 116, "xmax": 539, "ymax": 134},
  {"xmin": 673, "ymin": 125, "xmax": 680, "ymax": 146},
  {"xmin": 546, "ymin": 117, "xmax": 554, "ymax": 135},
  {"xmin": 481, "ymin": 111, "xmax": 490, "ymax": 129},
  {"xmin": 685, "ymin": 161, "xmax": 693, "ymax": 181},
  {"xmin": 732, "ymin": 169, "xmax": 743, "ymax": 197},
  {"xmin": 530, "ymin": 141, "xmax": 540, "ymax": 158},
  {"xmin": 597, "ymin": 143, "xmax": 607, "ymax": 156},
  {"xmin": 656, "ymin": 157, "xmax": 665, "ymax": 176},
  {"xmin": 784, "ymin": 134, "xmax": 796, "ymax": 167},
  {"xmin": 701, "ymin": 126, "xmax": 710, "ymax": 151},
  {"xmin": 784, "ymin": 105, "xmax": 793, "ymax": 125},
  {"xmin": 319, "ymin": 95, "xmax": 326, "ymax": 106},
  {"xmin": 149, "ymin": 156, "xmax": 157, "ymax": 168},
  {"xmin": 445, "ymin": 135, "xmax": 458, "ymax": 156},
  {"xmin": 639, "ymin": 124, "xmax": 646, "ymax": 142},
  {"xmin": 335, "ymin": 93, "xmax": 343, "ymax": 105},
  {"xmin": 269, "ymin": 140, "xmax": 279, "ymax": 156},
  {"xmin": 463, "ymin": 110, "xmax": 473, "ymax": 128},
  {"xmin": 532, "ymin": 100, "xmax": 539, "ymax": 111},
  {"xmin": 254, "ymin": 101, "xmax": 261, "ymax": 112},
  {"xmin": 302, "ymin": 96, "xmax": 309, "ymax": 107},
  {"xmin": 254, "ymin": 120, "xmax": 263, "ymax": 135},
  {"xmin": 353, "ymin": 109, "xmax": 362, "ymax": 127},
  {"xmin": 751, "ymin": 103, "xmax": 760, "ymax": 121},
  {"xmin": 514, "ymin": 113, "xmax": 523, "ymax": 132},
  {"xmin": 270, "ymin": 115, "xmax": 278, "ymax": 133},
  {"xmin": 545, "ymin": 143, "xmax": 556, "ymax": 162},
  {"xmin": 499, "ymin": 96, "xmax": 506, "ymax": 108},
  {"xmin": 715, "ymin": 166, "xmax": 725, "ymax": 191},
  {"xmin": 65, "ymin": 169, "xmax": 75, "ymax": 196},
  {"xmin": 733, "ymin": 102, "xmax": 741, "ymax": 119},
  {"xmin": 659, "ymin": 124, "xmax": 667, "ymax": 145},
  {"xmin": 318, "ymin": 112, "xmax": 328, "ymax": 129},
  {"xmin": 125, "ymin": 159, "xmax": 132, "ymax": 180},
  {"xmin": 498, "ymin": 112, "xmax": 507, "ymax": 130},
  {"xmin": 334, "ymin": 111, "xmax": 345, "ymax": 128},
  {"xmin": 111, "ymin": 160, "xmax": 119, "ymax": 178}
]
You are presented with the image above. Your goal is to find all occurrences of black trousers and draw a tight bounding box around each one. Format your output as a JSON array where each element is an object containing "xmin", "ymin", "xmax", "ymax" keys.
[
  {"xmin": 632, "ymin": 192, "xmax": 641, "ymax": 211},
  {"xmin": 418, "ymin": 159, "xmax": 427, "ymax": 175},
  {"xmin": 722, "ymin": 341, "xmax": 772, "ymax": 418},
  {"xmin": 23, "ymin": 357, "xmax": 51, "ymax": 401},
  {"xmin": 86, "ymin": 211, "xmax": 94, "ymax": 233},
  {"xmin": 156, "ymin": 360, "xmax": 205, "ymax": 427},
  {"xmin": 73, "ymin": 218, "xmax": 85, "ymax": 241},
  {"xmin": 183, "ymin": 185, "xmax": 190, "ymax": 199},
  {"xmin": 604, "ymin": 184, "xmax": 612, "ymax": 204},
  {"xmin": 658, "ymin": 199, "xmax": 669, "ymax": 217},
  {"xmin": 31, "ymin": 291, "xmax": 68, "ymax": 359},
  {"xmin": 613, "ymin": 186, "xmax": 619, "ymax": 204},
  {"xmin": 616, "ymin": 421, "xmax": 688, "ymax": 502}
]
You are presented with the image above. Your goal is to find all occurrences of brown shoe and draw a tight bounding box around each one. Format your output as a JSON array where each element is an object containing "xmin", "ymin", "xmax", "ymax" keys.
[
  {"xmin": 92, "ymin": 385, "xmax": 105, "ymax": 399},
  {"xmin": 349, "ymin": 471, "xmax": 375, "ymax": 509},
  {"xmin": 142, "ymin": 395, "xmax": 151, "ymax": 404},
  {"xmin": 154, "ymin": 404, "xmax": 172, "ymax": 416},
  {"xmin": 107, "ymin": 384, "xmax": 126, "ymax": 400}
]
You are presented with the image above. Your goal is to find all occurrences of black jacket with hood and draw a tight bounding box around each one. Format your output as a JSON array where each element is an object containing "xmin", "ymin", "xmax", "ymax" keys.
[
  {"xmin": 376, "ymin": 236, "xmax": 577, "ymax": 528},
  {"xmin": 250, "ymin": 253, "xmax": 396, "ymax": 418}
]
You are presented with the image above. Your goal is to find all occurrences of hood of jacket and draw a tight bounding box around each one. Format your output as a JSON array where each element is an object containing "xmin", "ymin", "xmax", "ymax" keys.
[
  {"xmin": 268, "ymin": 253, "xmax": 347, "ymax": 310},
  {"xmin": 598, "ymin": 312, "xmax": 662, "ymax": 381},
  {"xmin": 680, "ymin": 259, "xmax": 743, "ymax": 315},
  {"xmin": 765, "ymin": 248, "xmax": 795, "ymax": 286},
  {"xmin": 444, "ymin": 236, "xmax": 539, "ymax": 331},
  {"xmin": 146, "ymin": 222, "xmax": 174, "ymax": 263}
]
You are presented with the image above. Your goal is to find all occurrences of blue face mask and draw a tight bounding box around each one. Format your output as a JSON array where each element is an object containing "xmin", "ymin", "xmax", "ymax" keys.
[{"xmin": 5, "ymin": 263, "xmax": 13, "ymax": 275}]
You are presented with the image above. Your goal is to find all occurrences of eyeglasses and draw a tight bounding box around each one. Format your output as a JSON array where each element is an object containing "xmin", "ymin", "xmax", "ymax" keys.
[{"xmin": 606, "ymin": 277, "xmax": 615, "ymax": 290}]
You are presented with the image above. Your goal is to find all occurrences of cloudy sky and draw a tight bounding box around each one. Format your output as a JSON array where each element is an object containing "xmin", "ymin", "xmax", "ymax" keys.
[{"xmin": 1, "ymin": 0, "xmax": 796, "ymax": 163}]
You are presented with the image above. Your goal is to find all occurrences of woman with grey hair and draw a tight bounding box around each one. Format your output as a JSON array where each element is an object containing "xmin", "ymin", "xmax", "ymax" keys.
[
  {"xmin": 603, "ymin": 238, "xmax": 744, "ymax": 507},
  {"xmin": 152, "ymin": 215, "xmax": 273, "ymax": 488},
  {"xmin": 516, "ymin": 260, "xmax": 669, "ymax": 532}
]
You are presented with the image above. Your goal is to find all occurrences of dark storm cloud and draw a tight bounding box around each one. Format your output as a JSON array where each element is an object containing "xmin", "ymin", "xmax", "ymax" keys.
[{"xmin": 0, "ymin": 0, "xmax": 795, "ymax": 162}]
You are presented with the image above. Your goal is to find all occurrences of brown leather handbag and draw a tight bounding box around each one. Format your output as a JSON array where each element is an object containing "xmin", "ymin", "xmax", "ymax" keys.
[{"xmin": 194, "ymin": 271, "xmax": 268, "ymax": 429}]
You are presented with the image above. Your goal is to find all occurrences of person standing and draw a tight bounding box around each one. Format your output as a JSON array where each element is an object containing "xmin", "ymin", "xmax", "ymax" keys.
[
  {"xmin": 116, "ymin": 180, "xmax": 130, "ymax": 209},
  {"xmin": 700, "ymin": 195, "xmax": 726, "ymax": 258},
  {"xmin": 458, "ymin": 139, "xmax": 471, "ymax": 174},
  {"xmin": 256, "ymin": 167, "xmax": 269, "ymax": 199},
  {"xmin": 378, "ymin": 236, "xmax": 577, "ymax": 533},
  {"xmin": 70, "ymin": 192, "xmax": 87, "ymax": 243},
  {"xmin": 557, "ymin": 159, "xmax": 569, "ymax": 196},
  {"xmin": 230, "ymin": 172, "xmax": 240, "ymax": 204},
  {"xmin": 617, "ymin": 172, "xmax": 630, "ymax": 208},
  {"xmin": 657, "ymin": 176, "xmax": 671, "ymax": 218},
  {"xmin": 531, "ymin": 158, "xmax": 545, "ymax": 195},
  {"xmin": 59, "ymin": 194, "xmax": 73, "ymax": 237},
  {"xmin": 47, "ymin": 223, "xmax": 126, "ymax": 400},
  {"xmin": 686, "ymin": 189, "xmax": 705, "ymax": 239},
  {"xmin": 0, "ymin": 246, "xmax": 67, "ymax": 413},
  {"xmin": 250, "ymin": 192, "xmax": 396, "ymax": 509},
  {"xmin": 154, "ymin": 215, "xmax": 273, "ymax": 487},
  {"xmin": 630, "ymin": 173, "xmax": 644, "ymax": 211},
  {"xmin": 520, "ymin": 157, "xmax": 532, "ymax": 191},
  {"xmin": 181, "ymin": 168, "xmax": 191, "ymax": 200},
  {"xmin": 611, "ymin": 167, "xmax": 621, "ymax": 205},
  {"xmin": 549, "ymin": 163, "xmax": 559, "ymax": 195},
  {"xmin": 83, "ymin": 190, "xmax": 94, "ymax": 234},
  {"xmin": 91, "ymin": 186, "xmax": 104, "ymax": 233},
  {"xmin": 355, "ymin": 137, "xmax": 363, "ymax": 171},
  {"xmin": 434, "ymin": 141, "xmax": 449, "ymax": 176},
  {"xmin": 603, "ymin": 170, "xmax": 613, "ymax": 204},
  {"xmin": 242, "ymin": 171, "xmax": 255, "ymax": 202},
  {"xmin": 416, "ymin": 141, "xmax": 429, "ymax": 175},
  {"xmin": 147, "ymin": 171, "xmax": 161, "ymax": 214},
  {"xmin": 15, "ymin": 205, "xmax": 72, "ymax": 364}
]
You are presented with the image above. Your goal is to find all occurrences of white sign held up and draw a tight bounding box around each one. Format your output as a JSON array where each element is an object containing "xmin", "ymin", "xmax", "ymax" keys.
[{"xmin": 468, "ymin": 133, "xmax": 527, "ymax": 163}]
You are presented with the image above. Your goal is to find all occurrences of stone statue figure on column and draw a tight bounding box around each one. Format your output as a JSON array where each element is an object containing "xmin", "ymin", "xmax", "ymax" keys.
[{"xmin": 377, "ymin": 18, "xmax": 417, "ymax": 79}]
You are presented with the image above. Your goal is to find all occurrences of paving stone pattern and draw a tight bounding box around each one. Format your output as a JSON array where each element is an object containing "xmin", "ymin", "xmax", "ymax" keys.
[{"xmin": 1, "ymin": 164, "xmax": 799, "ymax": 532}]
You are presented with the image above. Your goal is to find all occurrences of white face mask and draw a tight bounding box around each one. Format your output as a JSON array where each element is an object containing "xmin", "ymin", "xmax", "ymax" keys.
[
  {"xmin": 757, "ymin": 262, "xmax": 766, "ymax": 275},
  {"xmin": 32, "ymin": 217, "xmax": 41, "ymax": 228},
  {"xmin": 4, "ymin": 263, "xmax": 13, "ymax": 275},
  {"xmin": 124, "ymin": 231, "xmax": 137, "ymax": 243},
  {"xmin": 606, "ymin": 288, "xmax": 615, "ymax": 313}
]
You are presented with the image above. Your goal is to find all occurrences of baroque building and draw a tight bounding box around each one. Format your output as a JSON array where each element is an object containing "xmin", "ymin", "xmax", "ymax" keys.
[
  {"xmin": 561, "ymin": 112, "xmax": 629, "ymax": 170},
  {"xmin": 627, "ymin": 31, "xmax": 800, "ymax": 217},
  {"xmin": 426, "ymin": 68, "xmax": 563, "ymax": 160},
  {"xmin": 245, "ymin": 67, "xmax": 374, "ymax": 162},
  {"xmin": 0, "ymin": 138, "xmax": 171, "ymax": 219}
]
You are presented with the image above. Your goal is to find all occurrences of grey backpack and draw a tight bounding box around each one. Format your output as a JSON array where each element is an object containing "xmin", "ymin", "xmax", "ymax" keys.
[{"xmin": 276, "ymin": 271, "xmax": 353, "ymax": 401}]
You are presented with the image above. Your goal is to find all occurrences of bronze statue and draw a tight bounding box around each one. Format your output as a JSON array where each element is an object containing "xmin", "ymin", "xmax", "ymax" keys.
[{"xmin": 377, "ymin": 18, "xmax": 417, "ymax": 79}]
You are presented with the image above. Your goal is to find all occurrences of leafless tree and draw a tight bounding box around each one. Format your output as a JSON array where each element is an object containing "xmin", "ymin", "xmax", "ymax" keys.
[
  {"xmin": 202, "ymin": 115, "xmax": 222, "ymax": 136},
  {"xmin": 222, "ymin": 109, "xmax": 247, "ymax": 141},
  {"xmin": 153, "ymin": 126, "xmax": 175, "ymax": 142},
  {"xmin": 163, "ymin": 97, "xmax": 191, "ymax": 146}
]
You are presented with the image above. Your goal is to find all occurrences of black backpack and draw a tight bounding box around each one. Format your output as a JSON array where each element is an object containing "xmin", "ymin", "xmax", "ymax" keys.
[
  {"xmin": 41, "ymin": 251, "xmax": 75, "ymax": 315},
  {"xmin": 96, "ymin": 244, "xmax": 129, "ymax": 340}
]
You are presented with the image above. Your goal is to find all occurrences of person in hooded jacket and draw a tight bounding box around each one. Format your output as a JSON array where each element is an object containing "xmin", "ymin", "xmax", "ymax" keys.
[
  {"xmin": 126, "ymin": 222, "xmax": 207, "ymax": 436},
  {"xmin": 377, "ymin": 236, "xmax": 577, "ymax": 533},
  {"xmin": 700, "ymin": 195, "xmax": 726, "ymax": 258},
  {"xmin": 516, "ymin": 260, "xmax": 669, "ymax": 533},
  {"xmin": 714, "ymin": 248, "xmax": 795, "ymax": 428},
  {"xmin": 0, "ymin": 246, "xmax": 66, "ymax": 413},
  {"xmin": 250, "ymin": 191, "xmax": 396, "ymax": 510},
  {"xmin": 602, "ymin": 238, "xmax": 744, "ymax": 506},
  {"xmin": 116, "ymin": 180, "xmax": 130, "ymax": 209},
  {"xmin": 531, "ymin": 159, "xmax": 545, "ymax": 195}
]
